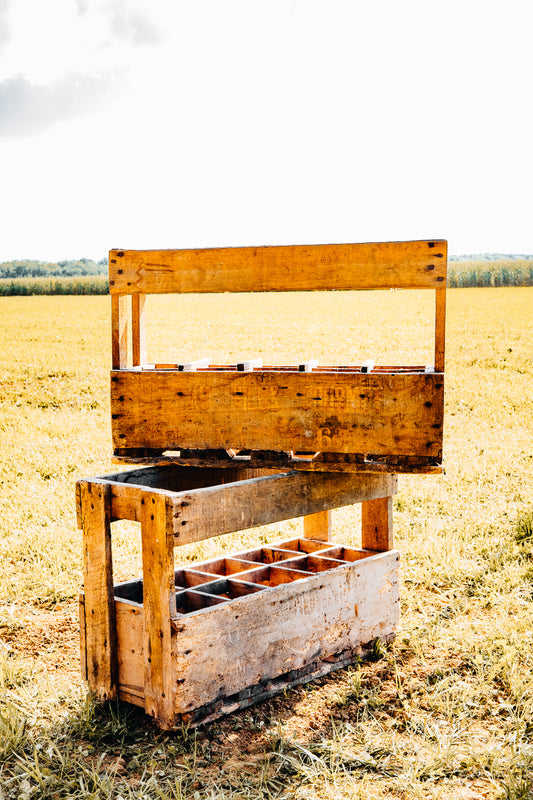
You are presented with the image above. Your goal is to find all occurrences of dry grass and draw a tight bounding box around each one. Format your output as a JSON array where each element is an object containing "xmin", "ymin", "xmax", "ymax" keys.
[{"xmin": 0, "ymin": 287, "xmax": 532, "ymax": 798}]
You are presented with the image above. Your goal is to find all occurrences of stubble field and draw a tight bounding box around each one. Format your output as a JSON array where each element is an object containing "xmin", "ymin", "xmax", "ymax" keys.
[{"xmin": 0, "ymin": 287, "xmax": 532, "ymax": 799}]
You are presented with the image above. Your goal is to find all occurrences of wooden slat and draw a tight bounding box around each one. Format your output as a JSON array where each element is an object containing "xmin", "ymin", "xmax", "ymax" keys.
[
  {"xmin": 435, "ymin": 286, "xmax": 446, "ymax": 373},
  {"xmin": 79, "ymin": 480, "xmax": 117, "ymax": 699},
  {"xmin": 115, "ymin": 600, "xmax": 144, "ymax": 698},
  {"xmin": 170, "ymin": 471, "xmax": 396, "ymax": 545},
  {"xmin": 109, "ymin": 240, "xmax": 447, "ymax": 294},
  {"xmin": 140, "ymin": 492, "xmax": 176, "ymax": 727},
  {"xmin": 361, "ymin": 495, "xmax": 394, "ymax": 551},
  {"xmin": 303, "ymin": 510, "xmax": 332, "ymax": 542},
  {"xmin": 92, "ymin": 470, "xmax": 395, "ymax": 543},
  {"xmin": 132, "ymin": 294, "xmax": 146, "ymax": 367},
  {"xmin": 111, "ymin": 294, "xmax": 129, "ymax": 369},
  {"xmin": 110, "ymin": 370, "xmax": 444, "ymax": 458}
]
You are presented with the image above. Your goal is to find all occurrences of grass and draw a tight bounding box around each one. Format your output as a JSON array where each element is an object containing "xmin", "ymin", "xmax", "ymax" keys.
[{"xmin": 0, "ymin": 287, "xmax": 532, "ymax": 798}]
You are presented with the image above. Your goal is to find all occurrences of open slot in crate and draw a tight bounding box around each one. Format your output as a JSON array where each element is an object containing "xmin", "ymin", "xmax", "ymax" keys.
[
  {"xmin": 109, "ymin": 240, "xmax": 446, "ymax": 473},
  {"xmin": 78, "ymin": 464, "xmax": 399, "ymax": 727}
]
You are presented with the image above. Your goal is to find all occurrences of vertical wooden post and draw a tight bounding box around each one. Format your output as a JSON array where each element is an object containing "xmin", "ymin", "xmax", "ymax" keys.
[
  {"xmin": 141, "ymin": 493, "xmax": 176, "ymax": 727},
  {"xmin": 361, "ymin": 496, "xmax": 394, "ymax": 552},
  {"xmin": 434, "ymin": 286, "xmax": 446, "ymax": 373},
  {"xmin": 303, "ymin": 510, "xmax": 332, "ymax": 542},
  {"xmin": 111, "ymin": 294, "xmax": 129, "ymax": 369},
  {"xmin": 132, "ymin": 294, "xmax": 147, "ymax": 367},
  {"xmin": 80, "ymin": 480, "xmax": 118, "ymax": 699}
]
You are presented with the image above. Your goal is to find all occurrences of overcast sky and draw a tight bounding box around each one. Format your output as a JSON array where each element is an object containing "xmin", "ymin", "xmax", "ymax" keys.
[{"xmin": 0, "ymin": 0, "xmax": 531, "ymax": 261}]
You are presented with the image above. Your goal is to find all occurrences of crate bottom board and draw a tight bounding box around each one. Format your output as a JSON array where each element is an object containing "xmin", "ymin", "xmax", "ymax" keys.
[{"xmin": 117, "ymin": 633, "xmax": 396, "ymax": 726}]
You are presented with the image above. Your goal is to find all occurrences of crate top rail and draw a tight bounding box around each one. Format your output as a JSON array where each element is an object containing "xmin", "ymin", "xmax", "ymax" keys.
[{"xmin": 109, "ymin": 239, "xmax": 447, "ymax": 473}]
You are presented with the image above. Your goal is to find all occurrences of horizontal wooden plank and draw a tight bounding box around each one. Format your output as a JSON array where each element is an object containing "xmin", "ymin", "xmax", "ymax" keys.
[
  {"xmin": 109, "ymin": 240, "xmax": 447, "ymax": 294},
  {"xmin": 172, "ymin": 550, "xmax": 400, "ymax": 713},
  {"xmin": 169, "ymin": 472, "xmax": 397, "ymax": 545},
  {"xmin": 98, "ymin": 468, "xmax": 396, "ymax": 539},
  {"xmin": 110, "ymin": 370, "xmax": 444, "ymax": 458}
]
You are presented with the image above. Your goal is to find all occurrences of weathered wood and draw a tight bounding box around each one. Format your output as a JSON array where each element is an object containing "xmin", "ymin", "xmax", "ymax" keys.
[
  {"xmin": 303, "ymin": 510, "xmax": 332, "ymax": 541},
  {"xmin": 435, "ymin": 286, "xmax": 446, "ymax": 373},
  {"xmin": 140, "ymin": 492, "xmax": 176, "ymax": 726},
  {"xmin": 132, "ymin": 294, "xmax": 146, "ymax": 367},
  {"xmin": 79, "ymin": 595, "xmax": 87, "ymax": 681},
  {"xmin": 111, "ymin": 295, "xmax": 129, "ymax": 369},
  {"xmin": 112, "ymin": 609, "xmax": 398, "ymax": 724},
  {"xmin": 109, "ymin": 240, "xmax": 447, "ymax": 294},
  {"xmin": 111, "ymin": 450, "xmax": 443, "ymax": 474},
  {"xmin": 180, "ymin": 632, "xmax": 396, "ymax": 725},
  {"xmin": 170, "ymin": 471, "xmax": 396, "ymax": 545},
  {"xmin": 172, "ymin": 549, "xmax": 400, "ymax": 714},
  {"xmin": 115, "ymin": 599, "xmax": 144, "ymax": 698},
  {"xmin": 106, "ymin": 470, "xmax": 396, "ymax": 540},
  {"xmin": 361, "ymin": 495, "xmax": 394, "ymax": 551},
  {"xmin": 79, "ymin": 480, "xmax": 117, "ymax": 699},
  {"xmin": 110, "ymin": 370, "xmax": 444, "ymax": 458}
]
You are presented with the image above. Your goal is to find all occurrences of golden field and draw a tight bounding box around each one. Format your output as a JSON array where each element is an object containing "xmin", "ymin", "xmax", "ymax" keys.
[{"xmin": 0, "ymin": 287, "xmax": 532, "ymax": 799}]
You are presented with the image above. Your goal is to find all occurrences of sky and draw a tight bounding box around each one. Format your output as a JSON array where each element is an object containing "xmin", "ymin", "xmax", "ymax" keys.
[{"xmin": 0, "ymin": 0, "xmax": 532, "ymax": 262}]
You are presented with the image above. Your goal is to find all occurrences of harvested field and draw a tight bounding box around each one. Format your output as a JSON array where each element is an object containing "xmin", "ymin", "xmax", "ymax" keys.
[{"xmin": 0, "ymin": 287, "xmax": 532, "ymax": 798}]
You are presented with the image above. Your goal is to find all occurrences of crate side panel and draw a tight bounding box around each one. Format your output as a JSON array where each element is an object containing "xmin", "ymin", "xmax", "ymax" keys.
[
  {"xmin": 111, "ymin": 371, "xmax": 443, "ymax": 457},
  {"xmin": 115, "ymin": 600, "xmax": 144, "ymax": 698},
  {"xmin": 172, "ymin": 550, "xmax": 400, "ymax": 714}
]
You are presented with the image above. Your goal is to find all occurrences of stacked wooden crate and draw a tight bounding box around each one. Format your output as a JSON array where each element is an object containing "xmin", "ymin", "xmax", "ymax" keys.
[{"xmin": 78, "ymin": 240, "xmax": 446, "ymax": 727}]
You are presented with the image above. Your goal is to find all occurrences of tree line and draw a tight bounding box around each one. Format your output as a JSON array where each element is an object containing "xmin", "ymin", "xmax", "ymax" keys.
[{"xmin": 0, "ymin": 258, "xmax": 107, "ymax": 280}]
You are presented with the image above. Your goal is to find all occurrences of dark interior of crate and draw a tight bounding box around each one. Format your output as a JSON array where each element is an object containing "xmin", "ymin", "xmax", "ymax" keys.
[{"xmin": 114, "ymin": 538, "xmax": 376, "ymax": 615}]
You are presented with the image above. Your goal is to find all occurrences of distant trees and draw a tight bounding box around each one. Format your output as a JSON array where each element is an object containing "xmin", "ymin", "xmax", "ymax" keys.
[{"xmin": 0, "ymin": 258, "xmax": 108, "ymax": 280}]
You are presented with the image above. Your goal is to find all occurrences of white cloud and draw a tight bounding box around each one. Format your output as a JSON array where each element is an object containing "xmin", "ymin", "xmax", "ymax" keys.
[
  {"xmin": 0, "ymin": 0, "xmax": 11, "ymax": 47},
  {"xmin": 107, "ymin": 0, "xmax": 161, "ymax": 46},
  {"xmin": 0, "ymin": 71, "xmax": 118, "ymax": 137}
]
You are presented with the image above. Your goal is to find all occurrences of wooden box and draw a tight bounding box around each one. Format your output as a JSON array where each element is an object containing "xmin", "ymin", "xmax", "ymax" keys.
[
  {"xmin": 78, "ymin": 465, "xmax": 399, "ymax": 727},
  {"xmin": 109, "ymin": 240, "xmax": 447, "ymax": 474}
]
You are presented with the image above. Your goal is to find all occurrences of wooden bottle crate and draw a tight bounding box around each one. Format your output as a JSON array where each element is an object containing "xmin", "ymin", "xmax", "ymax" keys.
[
  {"xmin": 108, "ymin": 240, "xmax": 447, "ymax": 474},
  {"xmin": 78, "ymin": 465, "xmax": 399, "ymax": 727}
]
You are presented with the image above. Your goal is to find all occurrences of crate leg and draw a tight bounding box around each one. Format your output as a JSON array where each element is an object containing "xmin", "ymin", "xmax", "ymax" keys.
[
  {"xmin": 80, "ymin": 480, "xmax": 118, "ymax": 700},
  {"xmin": 361, "ymin": 495, "xmax": 393, "ymax": 551},
  {"xmin": 141, "ymin": 493, "xmax": 176, "ymax": 728},
  {"xmin": 303, "ymin": 510, "xmax": 332, "ymax": 542}
]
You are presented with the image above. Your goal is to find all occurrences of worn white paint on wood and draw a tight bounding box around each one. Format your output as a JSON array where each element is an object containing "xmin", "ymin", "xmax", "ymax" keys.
[{"xmin": 171, "ymin": 550, "xmax": 399, "ymax": 714}]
